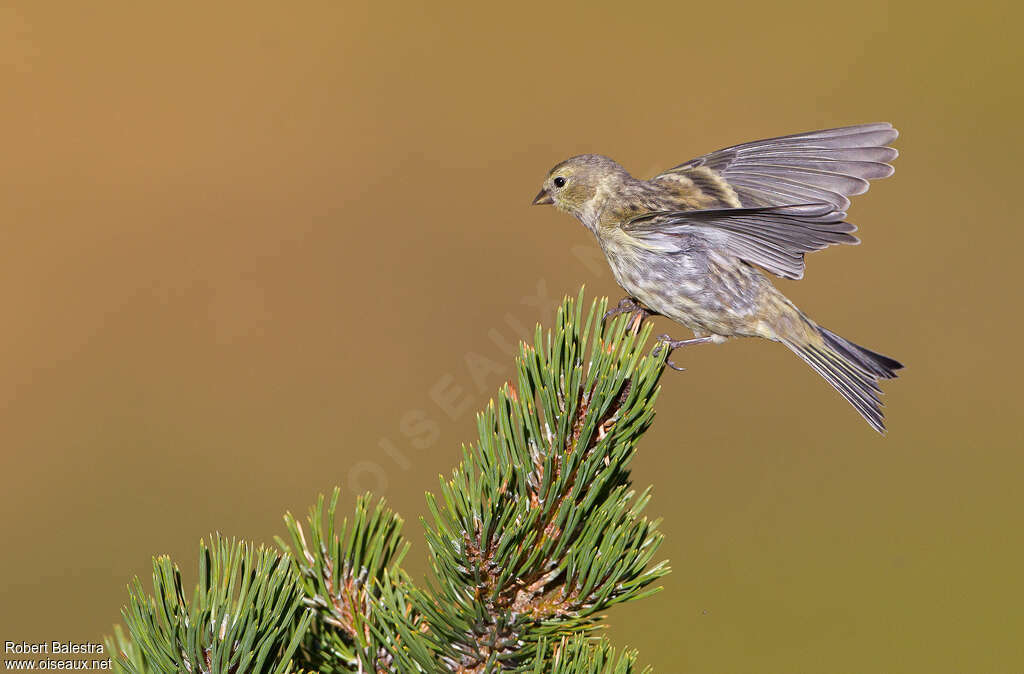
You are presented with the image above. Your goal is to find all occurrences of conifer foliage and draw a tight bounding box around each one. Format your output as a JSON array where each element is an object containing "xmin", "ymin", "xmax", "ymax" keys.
[{"xmin": 107, "ymin": 290, "xmax": 672, "ymax": 672}]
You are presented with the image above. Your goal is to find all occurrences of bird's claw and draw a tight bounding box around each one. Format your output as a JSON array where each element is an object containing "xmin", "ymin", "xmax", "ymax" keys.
[
  {"xmin": 603, "ymin": 297, "xmax": 641, "ymax": 322},
  {"xmin": 652, "ymin": 333, "xmax": 715, "ymax": 371},
  {"xmin": 603, "ymin": 297, "xmax": 656, "ymax": 334}
]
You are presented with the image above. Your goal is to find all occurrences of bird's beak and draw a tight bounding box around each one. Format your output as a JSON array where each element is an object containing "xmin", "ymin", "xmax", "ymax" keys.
[{"xmin": 532, "ymin": 188, "xmax": 553, "ymax": 206}]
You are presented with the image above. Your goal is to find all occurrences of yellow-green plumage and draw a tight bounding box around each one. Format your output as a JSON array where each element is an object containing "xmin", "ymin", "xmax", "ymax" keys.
[{"xmin": 533, "ymin": 123, "xmax": 904, "ymax": 432}]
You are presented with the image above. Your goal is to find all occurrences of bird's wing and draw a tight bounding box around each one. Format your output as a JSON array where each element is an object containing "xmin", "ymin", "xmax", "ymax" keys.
[
  {"xmin": 654, "ymin": 123, "xmax": 898, "ymax": 211},
  {"xmin": 625, "ymin": 203, "xmax": 857, "ymax": 280}
]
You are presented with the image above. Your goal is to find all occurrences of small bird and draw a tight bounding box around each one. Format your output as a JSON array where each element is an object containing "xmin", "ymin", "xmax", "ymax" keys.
[{"xmin": 532, "ymin": 123, "xmax": 903, "ymax": 432}]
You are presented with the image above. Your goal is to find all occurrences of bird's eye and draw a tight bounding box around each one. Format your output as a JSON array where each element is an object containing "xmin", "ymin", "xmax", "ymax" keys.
[{"xmin": 553, "ymin": 176, "xmax": 566, "ymax": 188}]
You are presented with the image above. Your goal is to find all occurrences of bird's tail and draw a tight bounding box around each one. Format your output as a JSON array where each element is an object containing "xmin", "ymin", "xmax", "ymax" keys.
[{"xmin": 782, "ymin": 324, "xmax": 903, "ymax": 433}]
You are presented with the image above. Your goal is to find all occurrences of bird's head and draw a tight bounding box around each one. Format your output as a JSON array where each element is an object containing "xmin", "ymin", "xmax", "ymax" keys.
[{"xmin": 532, "ymin": 154, "xmax": 628, "ymax": 221}]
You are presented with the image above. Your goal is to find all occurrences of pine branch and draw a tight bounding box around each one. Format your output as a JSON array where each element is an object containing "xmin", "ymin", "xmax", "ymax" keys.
[
  {"xmin": 277, "ymin": 491, "xmax": 412, "ymax": 673},
  {"xmin": 106, "ymin": 288, "xmax": 673, "ymax": 673},
  {"xmin": 533, "ymin": 636, "xmax": 650, "ymax": 674},
  {"xmin": 412, "ymin": 290, "xmax": 670, "ymax": 670},
  {"xmin": 108, "ymin": 536, "xmax": 311, "ymax": 674}
]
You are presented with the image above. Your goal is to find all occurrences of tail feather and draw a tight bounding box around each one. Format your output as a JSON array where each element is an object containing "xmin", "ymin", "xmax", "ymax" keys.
[
  {"xmin": 818, "ymin": 327, "xmax": 903, "ymax": 379},
  {"xmin": 784, "ymin": 326, "xmax": 903, "ymax": 433}
]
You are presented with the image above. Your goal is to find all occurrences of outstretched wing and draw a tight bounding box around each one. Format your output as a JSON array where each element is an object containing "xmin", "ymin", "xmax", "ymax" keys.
[
  {"xmin": 654, "ymin": 123, "xmax": 898, "ymax": 211},
  {"xmin": 626, "ymin": 203, "xmax": 857, "ymax": 280}
]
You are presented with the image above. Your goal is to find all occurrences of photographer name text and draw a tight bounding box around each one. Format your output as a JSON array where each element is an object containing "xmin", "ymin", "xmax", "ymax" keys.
[{"xmin": 5, "ymin": 643, "xmax": 104, "ymax": 656}]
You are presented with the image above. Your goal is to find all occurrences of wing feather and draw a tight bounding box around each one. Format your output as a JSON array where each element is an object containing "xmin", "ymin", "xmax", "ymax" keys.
[
  {"xmin": 655, "ymin": 123, "xmax": 898, "ymax": 210},
  {"xmin": 627, "ymin": 203, "xmax": 857, "ymax": 280}
]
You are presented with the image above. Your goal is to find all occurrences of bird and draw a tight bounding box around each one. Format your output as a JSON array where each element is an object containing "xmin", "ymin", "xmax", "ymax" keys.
[{"xmin": 531, "ymin": 123, "xmax": 903, "ymax": 432}]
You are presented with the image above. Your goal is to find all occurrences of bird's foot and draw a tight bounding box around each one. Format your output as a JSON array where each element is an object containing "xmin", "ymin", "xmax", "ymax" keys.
[
  {"xmin": 652, "ymin": 334, "xmax": 715, "ymax": 371},
  {"xmin": 604, "ymin": 297, "xmax": 657, "ymax": 334}
]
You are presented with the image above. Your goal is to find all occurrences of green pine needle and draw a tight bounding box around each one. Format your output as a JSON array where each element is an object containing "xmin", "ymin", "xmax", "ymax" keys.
[
  {"xmin": 277, "ymin": 490, "xmax": 413, "ymax": 673},
  {"xmin": 106, "ymin": 288, "xmax": 674, "ymax": 673},
  {"xmin": 533, "ymin": 635, "xmax": 650, "ymax": 674},
  {"xmin": 111, "ymin": 536, "xmax": 311, "ymax": 674},
  {"xmin": 415, "ymin": 289, "xmax": 671, "ymax": 669}
]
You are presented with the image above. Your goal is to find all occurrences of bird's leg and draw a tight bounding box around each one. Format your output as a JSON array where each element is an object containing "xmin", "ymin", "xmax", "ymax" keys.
[
  {"xmin": 652, "ymin": 334, "xmax": 715, "ymax": 371},
  {"xmin": 603, "ymin": 296, "xmax": 645, "ymax": 321},
  {"xmin": 604, "ymin": 296, "xmax": 658, "ymax": 334}
]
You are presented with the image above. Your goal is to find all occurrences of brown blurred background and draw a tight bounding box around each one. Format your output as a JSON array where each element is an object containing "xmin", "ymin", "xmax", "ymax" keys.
[{"xmin": 1, "ymin": 1, "xmax": 1021, "ymax": 671}]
